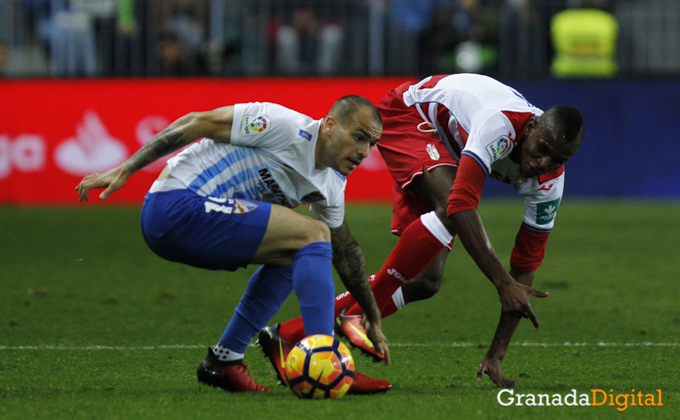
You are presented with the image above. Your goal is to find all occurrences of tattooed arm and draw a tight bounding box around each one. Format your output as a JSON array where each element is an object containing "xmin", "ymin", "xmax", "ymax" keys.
[
  {"xmin": 330, "ymin": 218, "xmax": 390, "ymax": 365},
  {"xmin": 76, "ymin": 106, "xmax": 234, "ymax": 201}
]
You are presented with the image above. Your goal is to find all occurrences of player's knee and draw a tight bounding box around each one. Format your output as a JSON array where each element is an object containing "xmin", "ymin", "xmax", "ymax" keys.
[
  {"xmin": 411, "ymin": 273, "xmax": 443, "ymax": 299},
  {"xmin": 402, "ymin": 272, "xmax": 444, "ymax": 304},
  {"xmin": 433, "ymin": 207, "xmax": 456, "ymax": 233},
  {"xmin": 301, "ymin": 219, "xmax": 331, "ymax": 245}
]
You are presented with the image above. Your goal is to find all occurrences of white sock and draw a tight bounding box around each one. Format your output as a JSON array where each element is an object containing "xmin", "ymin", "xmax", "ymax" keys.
[
  {"xmin": 420, "ymin": 211, "xmax": 454, "ymax": 249},
  {"xmin": 212, "ymin": 343, "xmax": 244, "ymax": 362},
  {"xmin": 391, "ymin": 286, "xmax": 406, "ymax": 310}
]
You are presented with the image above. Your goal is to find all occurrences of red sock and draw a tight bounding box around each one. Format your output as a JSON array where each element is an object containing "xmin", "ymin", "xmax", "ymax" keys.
[
  {"xmin": 280, "ymin": 218, "xmax": 443, "ymax": 342},
  {"xmin": 345, "ymin": 217, "xmax": 444, "ymax": 316},
  {"xmin": 279, "ymin": 317, "xmax": 306, "ymax": 343},
  {"xmin": 345, "ymin": 276, "xmax": 403, "ymax": 316},
  {"xmin": 330, "ymin": 274, "xmax": 374, "ymax": 316}
]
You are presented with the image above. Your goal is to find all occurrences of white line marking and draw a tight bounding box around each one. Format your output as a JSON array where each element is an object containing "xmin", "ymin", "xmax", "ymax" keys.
[
  {"xmin": 0, "ymin": 345, "xmax": 207, "ymax": 350},
  {"xmin": 1, "ymin": 342, "xmax": 678, "ymax": 350},
  {"xmin": 388, "ymin": 342, "xmax": 680, "ymax": 347}
]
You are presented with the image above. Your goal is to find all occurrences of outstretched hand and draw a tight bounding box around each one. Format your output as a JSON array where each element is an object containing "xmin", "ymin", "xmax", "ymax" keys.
[
  {"xmin": 477, "ymin": 356, "xmax": 517, "ymax": 388},
  {"xmin": 363, "ymin": 317, "xmax": 391, "ymax": 366},
  {"xmin": 498, "ymin": 280, "xmax": 548, "ymax": 329},
  {"xmin": 75, "ymin": 164, "xmax": 132, "ymax": 202}
]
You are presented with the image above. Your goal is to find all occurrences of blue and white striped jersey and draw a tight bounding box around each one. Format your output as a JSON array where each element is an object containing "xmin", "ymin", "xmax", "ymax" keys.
[{"xmin": 165, "ymin": 102, "xmax": 347, "ymax": 228}]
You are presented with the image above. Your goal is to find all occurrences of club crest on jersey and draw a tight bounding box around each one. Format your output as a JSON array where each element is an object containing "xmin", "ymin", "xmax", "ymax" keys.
[
  {"xmin": 233, "ymin": 199, "xmax": 258, "ymax": 214},
  {"xmin": 426, "ymin": 144, "xmax": 440, "ymax": 160},
  {"xmin": 486, "ymin": 135, "xmax": 513, "ymax": 161},
  {"xmin": 241, "ymin": 115, "xmax": 270, "ymax": 136},
  {"xmin": 536, "ymin": 198, "xmax": 560, "ymax": 225}
]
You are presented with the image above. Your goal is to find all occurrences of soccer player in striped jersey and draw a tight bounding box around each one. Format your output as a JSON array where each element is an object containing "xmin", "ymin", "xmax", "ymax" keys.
[
  {"xmin": 272, "ymin": 74, "xmax": 585, "ymax": 388},
  {"xmin": 76, "ymin": 96, "xmax": 390, "ymax": 393}
]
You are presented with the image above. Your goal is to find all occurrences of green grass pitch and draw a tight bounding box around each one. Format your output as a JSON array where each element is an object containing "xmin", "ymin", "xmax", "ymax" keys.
[{"xmin": 1, "ymin": 200, "xmax": 679, "ymax": 419}]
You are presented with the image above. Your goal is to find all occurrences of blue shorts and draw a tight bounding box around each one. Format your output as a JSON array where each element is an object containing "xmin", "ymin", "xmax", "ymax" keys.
[{"xmin": 140, "ymin": 183, "xmax": 271, "ymax": 272}]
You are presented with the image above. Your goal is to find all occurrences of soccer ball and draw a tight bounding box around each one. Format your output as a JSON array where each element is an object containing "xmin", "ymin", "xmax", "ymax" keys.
[{"xmin": 284, "ymin": 334, "xmax": 355, "ymax": 399}]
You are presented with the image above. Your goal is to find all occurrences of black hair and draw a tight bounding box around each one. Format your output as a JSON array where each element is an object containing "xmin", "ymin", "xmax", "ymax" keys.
[
  {"xmin": 543, "ymin": 105, "xmax": 584, "ymax": 143},
  {"xmin": 329, "ymin": 95, "xmax": 382, "ymax": 126}
]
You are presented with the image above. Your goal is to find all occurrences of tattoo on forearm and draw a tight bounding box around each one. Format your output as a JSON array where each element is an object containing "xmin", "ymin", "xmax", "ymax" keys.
[
  {"xmin": 331, "ymin": 223, "xmax": 378, "ymax": 316},
  {"xmin": 125, "ymin": 129, "xmax": 186, "ymax": 173}
]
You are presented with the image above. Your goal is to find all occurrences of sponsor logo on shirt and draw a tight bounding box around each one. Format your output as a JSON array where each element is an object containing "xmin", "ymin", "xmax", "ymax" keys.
[
  {"xmin": 257, "ymin": 167, "xmax": 287, "ymax": 205},
  {"xmin": 298, "ymin": 129, "xmax": 312, "ymax": 141},
  {"xmin": 426, "ymin": 143, "xmax": 440, "ymax": 160},
  {"xmin": 241, "ymin": 115, "xmax": 270, "ymax": 136},
  {"xmin": 486, "ymin": 134, "xmax": 513, "ymax": 162},
  {"xmin": 536, "ymin": 198, "xmax": 561, "ymax": 225}
]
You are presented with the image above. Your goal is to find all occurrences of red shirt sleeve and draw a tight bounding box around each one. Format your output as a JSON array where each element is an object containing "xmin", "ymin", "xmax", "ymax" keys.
[
  {"xmin": 510, "ymin": 224, "xmax": 550, "ymax": 273},
  {"xmin": 447, "ymin": 154, "xmax": 487, "ymax": 216}
]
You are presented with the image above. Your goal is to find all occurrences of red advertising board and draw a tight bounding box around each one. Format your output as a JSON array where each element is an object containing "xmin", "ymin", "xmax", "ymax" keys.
[{"xmin": 0, "ymin": 77, "xmax": 412, "ymax": 205}]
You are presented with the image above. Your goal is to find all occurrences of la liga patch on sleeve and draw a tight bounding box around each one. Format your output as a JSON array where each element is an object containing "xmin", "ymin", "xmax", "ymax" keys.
[
  {"xmin": 485, "ymin": 135, "xmax": 513, "ymax": 162},
  {"xmin": 241, "ymin": 115, "xmax": 270, "ymax": 136},
  {"xmin": 536, "ymin": 198, "xmax": 561, "ymax": 225}
]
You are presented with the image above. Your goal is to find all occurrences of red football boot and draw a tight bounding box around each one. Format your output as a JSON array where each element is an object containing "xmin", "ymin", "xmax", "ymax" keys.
[
  {"xmin": 257, "ymin": 324, "xmax": 294, "ymax": 386},
  {"xmin": 197, "ymin": 349, "xmax": 270, "ymax": 392},
  {"xmin": 257, "ymin": 324, "xmax": 392, "ymax": 394},
  {"xmin": 350, "ymin": 371, "xmax": 392, "ymax": 394},
  {"xmin": 336, "ymin": 311, "xmax": 386, "ymax": 362}
]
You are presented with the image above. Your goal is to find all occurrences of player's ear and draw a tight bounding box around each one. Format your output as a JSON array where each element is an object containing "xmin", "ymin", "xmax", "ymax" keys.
[
  {"xmin": 323, "ymin": 115, "xmax": 338, "ymax": 134},
  {"xmin": 524, "ymin": 117, "xmax": 537, "ymax": 135}
]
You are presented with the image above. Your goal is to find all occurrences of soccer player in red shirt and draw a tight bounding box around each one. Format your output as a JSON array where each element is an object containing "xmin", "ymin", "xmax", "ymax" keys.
[{"xmin": 260, "ymin": 74, "xmax": 585, "ymax": 389}]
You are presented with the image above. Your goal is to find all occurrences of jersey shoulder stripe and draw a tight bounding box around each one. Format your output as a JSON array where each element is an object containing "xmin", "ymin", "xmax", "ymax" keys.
[
  {"xmin": 500, "ymin": 111, "xmax": 536, "ymax": 143},
  {"xmin": 521, "ymin": 221, "xmax": 552, "ymax": 234},
  {"xmin": 461, "ymin": 150, "xmax": 490, "ymax": 174},
  {"xmin": 332, "ymin": 169, "xmax": 346, "ymax": 182}
]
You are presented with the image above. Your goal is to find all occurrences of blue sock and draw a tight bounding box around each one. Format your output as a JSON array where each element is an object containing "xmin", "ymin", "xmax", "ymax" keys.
[
  {"xmin": 218, "ymin": 265, "xmax": 293, "ymax": 353},
  {"xmin": 292, "ymin": 241, "xmax": 335, "ymax": 336}
]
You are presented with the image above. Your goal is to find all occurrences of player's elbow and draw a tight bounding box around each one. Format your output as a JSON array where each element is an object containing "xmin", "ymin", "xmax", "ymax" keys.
[
  {"xmin": 179, "ymin": 111, "xmax": 221, "ymax": 139},
  {"xmin": 448, "ymin": 208, "xmax": 478, "ymax": 227},
  {"xmin": 178, "ymin": 111, "xmax": 202, "ymax": 127},
  {"xmin": 184, "ymin": 111, "xmax": 212, "ymax": 134},
  {"xmin": 186, "ymin": 110, "xmax": 233, "ymax": 142},
  {"xmin": 433, "ymin": 206, "xmax": 456, "ymax": 233}
]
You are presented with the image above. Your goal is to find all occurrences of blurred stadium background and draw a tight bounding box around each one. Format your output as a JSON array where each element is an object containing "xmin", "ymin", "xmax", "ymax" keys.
[
  {"xmin": 1, "ymin": 0, "xmax": 679, "ymax": 205},
  {"xmin": 1, "ymin": 0, "xmax": 679, "ymax": 78},
  {"xmin": 2, "ymin": 2, "xmax": 679, "ymax": 417}
]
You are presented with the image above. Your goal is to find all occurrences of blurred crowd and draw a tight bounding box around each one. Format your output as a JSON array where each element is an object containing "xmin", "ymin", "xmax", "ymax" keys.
[{"xmin": 0, "ymin": 0, "xmax": 657, "ymax": 79}]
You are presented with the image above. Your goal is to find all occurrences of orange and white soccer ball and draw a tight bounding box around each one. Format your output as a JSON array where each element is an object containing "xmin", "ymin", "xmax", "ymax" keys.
[{"xmin": 284, "ymin": 334, "xmax": 355, "ymax": 399}]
